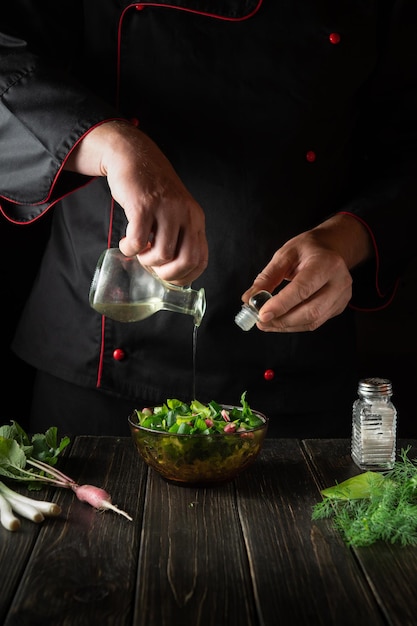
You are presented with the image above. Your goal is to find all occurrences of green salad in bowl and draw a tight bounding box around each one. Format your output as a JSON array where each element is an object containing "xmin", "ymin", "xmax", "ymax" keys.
[{"xmin": 128, "ymin": 392, "xmax": 268, "ymax": 485}]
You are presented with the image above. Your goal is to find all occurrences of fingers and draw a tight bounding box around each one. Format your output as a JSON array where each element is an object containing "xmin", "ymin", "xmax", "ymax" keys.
[
  {"xmin": 92, "ymin": 122, "xmax": 209, "ymax": 284},
  {"xmin": 257, "ymin": 278, "xmax": 352, "ymax": 332},
  {"xmin": 244, "ymin": 244, "xmax": 353, "ymax": 333},
  {"xmin": 119, "ymin": 202, "xmax": 208, "ymax": 285},
  {"xmin": 119, "ymin": 218, "xmax": 155, "ymax": 258},
  {"xmin": 139, "ymin": 226, "xmax": 209, "ymax": 285}
]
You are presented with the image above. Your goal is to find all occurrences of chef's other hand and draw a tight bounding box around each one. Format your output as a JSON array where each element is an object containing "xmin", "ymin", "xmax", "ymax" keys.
[
  {"xmin": 65, "ymin": 120, "xmax": 208, "ymax": 285},
  {"xmin": 241, "ymin": 214, "xmax": 373, "ymax": 332}
]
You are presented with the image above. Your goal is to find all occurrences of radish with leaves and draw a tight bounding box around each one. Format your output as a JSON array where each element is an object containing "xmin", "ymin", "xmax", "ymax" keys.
[{"xmin": 0, "ymin": 421, "xmax": 132, "ymax": 528}]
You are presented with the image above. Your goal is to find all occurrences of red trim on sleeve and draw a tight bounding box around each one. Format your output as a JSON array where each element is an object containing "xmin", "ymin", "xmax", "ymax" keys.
[
  {"xmin": 0, "ymin": 118, "xmax": 126, "ymax": 224},
  {"xmin": 338, "ymin": 211, "xmax": 399, "ymax": 312}
]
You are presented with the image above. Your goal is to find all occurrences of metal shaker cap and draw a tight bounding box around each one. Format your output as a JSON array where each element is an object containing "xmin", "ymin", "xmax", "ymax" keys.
[{"xmin": 358, "ymin": 377, "xmax": 393, "ymax": 396}]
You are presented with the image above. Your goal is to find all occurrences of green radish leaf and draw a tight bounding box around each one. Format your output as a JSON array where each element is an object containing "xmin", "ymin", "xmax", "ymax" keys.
[
  {"xmin": 31, "ymin": 427, "xmax": 70, "ymax": 465},
  {"xmin": 0, "ymin": 437, "xmax": 31, "ymax": 479}
]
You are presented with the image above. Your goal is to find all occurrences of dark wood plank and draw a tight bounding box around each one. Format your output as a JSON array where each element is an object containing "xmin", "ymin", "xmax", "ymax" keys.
[
  {"xmin": 0, "ymin": 440, "xmax": 73, "ymax": 622},
  {"xmin": 303, "ymin": 438, "xmax": 417, "ymax": 626},
  {"xmin": 133, "ymin": 470, "xmax": 258, "ymax": 626},
  {"xmin": 3, "ymin": 436, "xmax": 147, "ymax": 626},
  {"xmin": 0, "ymin": 496, "xmax": 50, "ymax": 623},
  {"xmin": 5, "ymin": 436, "xmax": 415, "ymax": 626},
  {"xmin": 302, "ymin": 438, "xmax": 360, "ymax": 486},
  {"xmin": 234, "ymin": 439, "xmax": 386, "ymax": 626}
]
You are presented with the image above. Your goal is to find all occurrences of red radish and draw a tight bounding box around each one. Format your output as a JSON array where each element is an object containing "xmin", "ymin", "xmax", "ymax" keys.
[
  {"xmin": 72, "ymin": 484, "xmax": 132, "ymax": 520},
  {"xmin": 238, "ymin": 428, "xmax": 254, "ymax": 439},
  {"xmin": 221, "ymin": 409, "xmax": 230, "ymax": 422},
  {"xmin": 26, "ymin": 458, "xmax": 133, "ymax": 521}
]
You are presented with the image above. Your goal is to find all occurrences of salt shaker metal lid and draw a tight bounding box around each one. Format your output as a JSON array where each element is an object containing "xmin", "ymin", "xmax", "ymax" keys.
[{"xmin": 358, "ymin": 377, "xmax": 393, "ymax": 396}]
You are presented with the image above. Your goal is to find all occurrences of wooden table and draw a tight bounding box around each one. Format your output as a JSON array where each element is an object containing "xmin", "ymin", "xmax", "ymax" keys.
[{"xmin": 1, "ymin": 436, "xmax": 417, "ymax": 626}]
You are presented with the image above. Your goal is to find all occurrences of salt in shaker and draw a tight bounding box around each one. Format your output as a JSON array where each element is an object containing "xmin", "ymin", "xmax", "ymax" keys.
[{"xmin": 351, "ymin": 377, "xmax": 397, "ymax": 471}]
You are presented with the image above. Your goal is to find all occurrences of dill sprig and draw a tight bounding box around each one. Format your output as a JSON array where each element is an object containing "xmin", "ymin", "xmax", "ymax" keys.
[{"xmin": 312, "ymin": 447, "xmax": 417, "ymax": 547}]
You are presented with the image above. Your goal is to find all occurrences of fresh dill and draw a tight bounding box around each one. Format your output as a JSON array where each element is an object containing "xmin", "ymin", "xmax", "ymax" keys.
[{"xmin": 312, "ymin": 447, "xmax": 417, "ymax": 547}]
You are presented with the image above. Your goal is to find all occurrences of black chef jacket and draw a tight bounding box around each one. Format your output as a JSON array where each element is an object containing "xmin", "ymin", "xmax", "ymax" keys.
[{"xmin": 1, "ymin": 0, "xmax": 417, "ymax": 436}]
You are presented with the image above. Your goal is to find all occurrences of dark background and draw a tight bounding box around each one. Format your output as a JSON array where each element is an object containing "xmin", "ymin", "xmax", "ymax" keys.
[
  {"xmin": 2, "ymin": 213, "xmax": 53, "ymax": 431},
  {"xmin": 355, "ymin": 256, "xmax": 417, "ymax": 437}
]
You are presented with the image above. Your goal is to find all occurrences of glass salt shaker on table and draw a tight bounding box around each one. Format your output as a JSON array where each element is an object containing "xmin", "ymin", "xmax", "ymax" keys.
[{"xmin": 351, "ymin": 377, "xmax": 397, "ymax": 471}]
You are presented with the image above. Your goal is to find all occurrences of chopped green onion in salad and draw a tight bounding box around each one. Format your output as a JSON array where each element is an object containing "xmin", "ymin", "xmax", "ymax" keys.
[{"xmin": 135, "ymin": 392, "xmax": 264, "ymax": 435}]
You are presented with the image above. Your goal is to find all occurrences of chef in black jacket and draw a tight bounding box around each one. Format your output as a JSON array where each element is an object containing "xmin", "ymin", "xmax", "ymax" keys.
[{"xmin": 1, "ymin": 0, "xmax": 416, "ymax": 437}]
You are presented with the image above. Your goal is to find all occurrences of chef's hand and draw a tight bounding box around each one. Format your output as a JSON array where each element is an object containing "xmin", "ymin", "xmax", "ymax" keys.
[
  {"xmin": 241, "ymin": 214, "xmax": 373, "ymax": 332},
  {"xmin": 65, "ymin": 120, "xmax": 208, "ymax": 285}
]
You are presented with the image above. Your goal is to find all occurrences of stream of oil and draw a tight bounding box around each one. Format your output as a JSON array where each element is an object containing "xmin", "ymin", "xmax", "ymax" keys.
[{"xmin": 192, "ymin": 324, "xmax": 198, "ymax": 400}]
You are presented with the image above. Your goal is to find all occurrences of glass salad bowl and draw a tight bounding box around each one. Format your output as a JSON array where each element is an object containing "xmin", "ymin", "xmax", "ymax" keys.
[{"xmin": 128, "ymin": 396, "xmax": 268, "ymax": 485}]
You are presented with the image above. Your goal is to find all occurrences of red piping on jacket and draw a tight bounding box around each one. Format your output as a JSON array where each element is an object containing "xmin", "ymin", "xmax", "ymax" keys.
[
  {"xmin": 0, "ymin": 120, "xmax": 123, "ymax": 225},
  {"xmin": 115, "ymin": 1, "xmax": 263, "ymax": 108},
  {"xmin": 338, "ymin": 211, "xmax": 399, "ymax": 312},
  {"xmin": 97, "ymin": 1, "xmax": 264, "ymax": 386}
]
